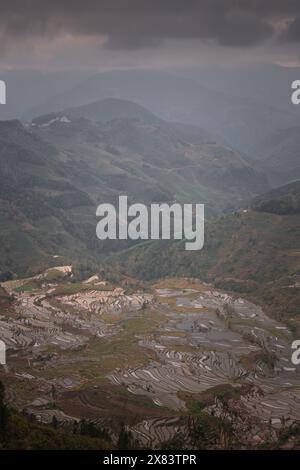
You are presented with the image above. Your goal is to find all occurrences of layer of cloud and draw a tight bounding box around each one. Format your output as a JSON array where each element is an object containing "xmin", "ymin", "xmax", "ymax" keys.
[
  {"xmin": 1, "ymin": 0, "xmax": 300, "ymax": 53},
  {"xmin": 282, "ymin": 16, "xmax": 300, "ymax": 42}
]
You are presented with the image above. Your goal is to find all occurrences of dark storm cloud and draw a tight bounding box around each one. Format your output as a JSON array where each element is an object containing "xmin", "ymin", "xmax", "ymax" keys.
[
  {"xmin": 282, "ymin": 17, "xmax": 300, "ymax": 42},
  {"xmin": 1, "ymin": 0, "xmax": 300, "ymax": 50}
]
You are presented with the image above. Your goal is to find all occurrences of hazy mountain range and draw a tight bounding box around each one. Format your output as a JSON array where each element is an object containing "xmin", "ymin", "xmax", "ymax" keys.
[
  {"xmin": 1, "ymin": 66, "xmax": 300, "ymax": 451},
  {"xmin": 0, "ymin": 68, "xmax": 300, "ymax": 327},
  {"xmin": 0, "ymin": 98, "xmax": 269, "ymax": 277},
  {"xmin": 1, "ymin": 64, "xmax": 300, "ymax": 173}
]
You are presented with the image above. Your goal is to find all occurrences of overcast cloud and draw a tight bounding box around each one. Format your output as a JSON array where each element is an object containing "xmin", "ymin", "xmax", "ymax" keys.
[{"xmin": 1, "ymin": 1, "xmax": 300, "ymax": 69}]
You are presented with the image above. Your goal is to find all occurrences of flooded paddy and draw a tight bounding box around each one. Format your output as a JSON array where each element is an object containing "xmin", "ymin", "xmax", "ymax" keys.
[{"xmin": 1, "ymin": 273, "xmax": 299, "ymax": 448}]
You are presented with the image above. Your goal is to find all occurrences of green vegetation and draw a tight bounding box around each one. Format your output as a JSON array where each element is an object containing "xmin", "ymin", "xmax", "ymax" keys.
[
  {"xmin": 182, "ymin": 384, "xmax": 251, "ymax": 415},
  {"xmin": 13, "ymin": 280, "xmax": 40, "ymax": 293},
  {"xmin": 239, "ymin": 350, "xmax": 277, "ymax": 372},
  {"xmin": 0, "ymin": 105, "xmax": 267, "ymax": 278},
  {"xmin": 121, "ymin": 309, "xmax": 165, "ymax": 335},
  {"xmin": 43, "ymin": 268, "xmax": 66, "ymax": 282},
  {"xmin": 252, "ymin": 180, "xmax": 300, "ymax": 215},
  {"xmin": 0, "ymin": 381, "xmax": 111, "ymax": 450}
]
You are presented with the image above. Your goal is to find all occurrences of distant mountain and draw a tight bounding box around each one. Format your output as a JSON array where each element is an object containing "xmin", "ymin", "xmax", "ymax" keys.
[
  {"xmin": 33, "ymin": 97, "xmax": 217, "ymax": 145},
  {"xmin": 2, "ymin": 66, "xmax": 298, "ymax": 170},
  {"xmin": 252, "ymin": 180, "xmax": 300, "ymax": 214},
  {"xmin": 32, "ymin": 98, "xmax": 268, "ymax": 203},
  {"xmin": 2, "ymin": 66, "xmax": 299, "ymax": 171},
  {"xmin": 0, "ymin": 69, "xmax": 88, "ymax": 121},
  {"xmin": 32, "ymin": 98, "xmax": 160, "ymax": 127},
  {"xmin": 26, "ymin": 68, "xmax": 299, "ymax": 157},
  {"xmin": 257, "ymin": 127, "xmax": 300, "ymax": 185},
  {"xmin": 0, "ymin": 99, "xmax": 269, "ymax": 276},
  {"xmin": 67, "ymin": 98, "xmax": 160, "ymax": 123},
  {"xmin": 176, "ymin": 63, "xmax": 300, "ymax": 116}
]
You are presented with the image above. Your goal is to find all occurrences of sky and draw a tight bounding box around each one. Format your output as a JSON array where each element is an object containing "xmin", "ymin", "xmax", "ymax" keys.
[{"xmin": 1, "ymin": 1, "xmax": 300, "ymax": 70}]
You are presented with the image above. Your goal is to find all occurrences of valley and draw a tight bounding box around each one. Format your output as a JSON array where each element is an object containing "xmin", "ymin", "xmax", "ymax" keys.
[
  {"xmin": 2, "ymin": 4, "xmax": 300, "ymax": 455},
  {"xmin": 0, "ymin": 94, "xmax": 299, "ymax": 450}
]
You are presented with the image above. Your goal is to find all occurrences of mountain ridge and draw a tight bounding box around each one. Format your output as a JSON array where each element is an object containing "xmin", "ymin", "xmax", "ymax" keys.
[{"xmin": 0, "ymin": 99, "xmax": 269, "ymax": 277}]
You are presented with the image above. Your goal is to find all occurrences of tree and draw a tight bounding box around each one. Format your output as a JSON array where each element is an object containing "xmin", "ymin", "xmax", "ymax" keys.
[
  {"xmin": 52, "ymin": 415, "xmax": 58, "ymax": 430},
  {"xmin": 0, "ymin": 381, "xmax": 9, "ymax": 435}
]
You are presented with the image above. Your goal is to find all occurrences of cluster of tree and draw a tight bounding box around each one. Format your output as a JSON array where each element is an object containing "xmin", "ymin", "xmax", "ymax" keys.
[
  {"xmin": 0, "ymin": 381, "xmax": 111, "ymax": 450},
  {"xmin": 0, "ymin": 271, "xmax": 13, "ymax": 282}
]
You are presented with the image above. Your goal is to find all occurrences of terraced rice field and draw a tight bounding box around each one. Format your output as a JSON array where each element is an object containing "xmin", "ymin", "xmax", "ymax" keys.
[{"xmin": 0, "ymin": 272, "xmax": 299, "ymax": 448}]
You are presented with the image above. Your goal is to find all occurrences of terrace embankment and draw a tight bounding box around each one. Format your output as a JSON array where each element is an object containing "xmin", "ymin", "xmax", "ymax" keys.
[{"xmin": 0, "ymin": 273, "xmax": 299, "ymax": 448}]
